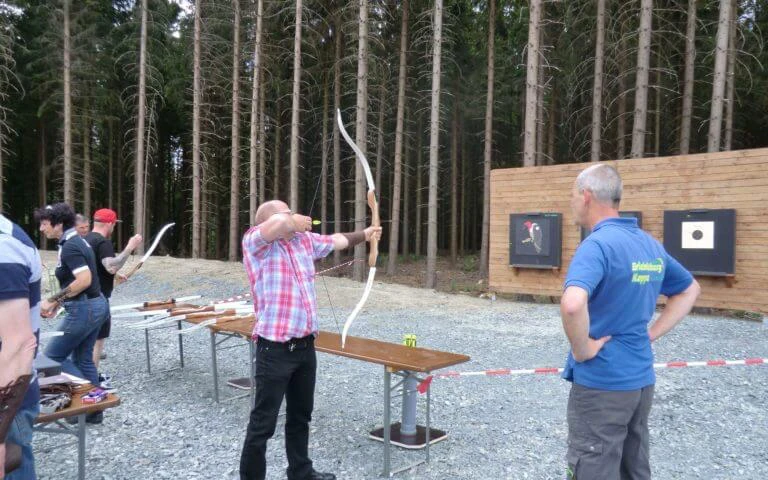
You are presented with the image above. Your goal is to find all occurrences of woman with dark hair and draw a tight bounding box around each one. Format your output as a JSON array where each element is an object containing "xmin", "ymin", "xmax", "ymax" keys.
[{"xmin": 34, "ymin": 203, "xmax": 108, "ymax": 407}]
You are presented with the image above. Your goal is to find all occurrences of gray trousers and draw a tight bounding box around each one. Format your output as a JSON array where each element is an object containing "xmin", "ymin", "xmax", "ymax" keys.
[{"xmin": 566, "ymin": 383, "xmax": 654, "ymax": 480}]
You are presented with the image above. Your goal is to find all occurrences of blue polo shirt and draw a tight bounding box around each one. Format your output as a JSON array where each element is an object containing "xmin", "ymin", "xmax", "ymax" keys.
[
  {"xmin": 0, "ymin": 213, "xmax": 42, "ymax": 410},
  {"xmin": 562, "ymin": 217, "xmax": 693, "ymax": 391}
]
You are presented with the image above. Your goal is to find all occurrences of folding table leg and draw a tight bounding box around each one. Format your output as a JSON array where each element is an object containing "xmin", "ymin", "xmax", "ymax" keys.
[
  {"xmin": 78, "ymin": 414, "xmax": 86, "ymax": 480},
  {"xmin": 383, "ymin": 367, "xmax": 392, "ymax": 477},
  {"xmin": 211, "ymin": 330, "xmax": 220, "ymax": 403},
  {"xmin": 177, "ymin": 320, "xmax": 185, "ymax": 368},
  {"xmin": 144, "ymin": 328, "xmax": 152, "ymax": 374}
]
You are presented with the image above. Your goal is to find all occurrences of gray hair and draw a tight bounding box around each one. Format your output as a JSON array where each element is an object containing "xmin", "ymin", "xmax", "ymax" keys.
[
  {"xmin": 575, "ymin": 164, "xmax": 622, "ymax": 207},
  {"xmin": 75, "ymin": 213, "xmax": 90, "ymax": 225}
]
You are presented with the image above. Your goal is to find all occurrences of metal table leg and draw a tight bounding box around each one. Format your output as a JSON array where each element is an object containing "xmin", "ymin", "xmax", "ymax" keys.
[
  {"xmin": 383, "ymin": 367, "xmax": 391, "ymax": 477},
  {"xmin": 177, "ymin": 320, "xmax": 185, "ymax": 368},
  {"xmin": 144, "ymin": 328, "xmax": 152, "ymax": 374},
  {"xmin": 210, "ymin": 330, "xmax": 220, "ymax": 403},
  {"xmin": 77, "ymin": 414, "xmax": 86, "ymax": 480}
]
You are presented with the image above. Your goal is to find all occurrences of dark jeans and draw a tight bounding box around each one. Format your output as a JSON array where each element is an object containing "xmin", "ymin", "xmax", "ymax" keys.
[
  {"xmin": 44, "ymin": 295, "xmax": 108, "ymax": 385},
  {"xmin": 240, "ymin": 337, "xmax": 317, "ymax": 480},
  {"xmin": 566, "ymin": 382, "xmax": 655, "ymax": 480}
]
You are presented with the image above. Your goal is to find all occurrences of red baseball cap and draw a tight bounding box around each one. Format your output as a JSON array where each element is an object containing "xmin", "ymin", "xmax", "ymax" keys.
[{"xmin": 93, "ymin": 208, "xmax": 120, "ymax": 224}]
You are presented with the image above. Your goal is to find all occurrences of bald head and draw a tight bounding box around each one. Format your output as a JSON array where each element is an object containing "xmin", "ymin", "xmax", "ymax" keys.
[{"xmin": 254, "ymin": 200, "xmax": 290, "ymax": 226}]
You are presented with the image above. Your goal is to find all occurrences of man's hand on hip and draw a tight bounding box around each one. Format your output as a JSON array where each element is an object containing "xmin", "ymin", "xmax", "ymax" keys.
[{"xmin": 573, "ymin": 335, "xmax": 612, "ymax": 363}]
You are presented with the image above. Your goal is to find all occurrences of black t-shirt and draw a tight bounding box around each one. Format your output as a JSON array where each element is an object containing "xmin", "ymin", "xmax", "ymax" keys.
[
  {"xmin": 84, "ymin": 231, "xmax": 116, "ymax": 298},
  {"xmin": 56, "ymin": 228, "xmax": 101, "ymax": 298}
]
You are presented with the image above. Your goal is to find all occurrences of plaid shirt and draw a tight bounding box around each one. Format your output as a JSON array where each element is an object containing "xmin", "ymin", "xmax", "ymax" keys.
[{"xmin": 242, "ymin": 226, "xmax": 335, "ymax": 342}]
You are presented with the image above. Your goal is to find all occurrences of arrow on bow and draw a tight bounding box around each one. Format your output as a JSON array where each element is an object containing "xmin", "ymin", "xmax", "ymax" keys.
[
  {"xmin": 116, "ymin": 222, "xmax": 176, "ymax": 285},
  {"xmin": 336, "ymin": 109, "xmax": 380, "ymax": 349}
]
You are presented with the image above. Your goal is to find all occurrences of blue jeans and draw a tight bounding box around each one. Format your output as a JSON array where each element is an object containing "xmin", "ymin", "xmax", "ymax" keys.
[
  {"xmin": 6, "ymin": 401, "xmax": 39, "ymax": 480},
  {"xmin": 44, "ymin": 296, "xmax": 108, "ymax": 385}
]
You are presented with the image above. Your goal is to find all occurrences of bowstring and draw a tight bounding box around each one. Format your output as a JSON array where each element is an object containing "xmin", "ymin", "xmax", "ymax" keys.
[{"xmin": 316, "ymin": 258, "xmax": 363, "ymax": 335}]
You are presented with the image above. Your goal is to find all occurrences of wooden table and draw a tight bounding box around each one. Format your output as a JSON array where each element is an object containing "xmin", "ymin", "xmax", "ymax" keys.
[
  {"xmin": 205, "ymin": 320, "xmax": 470, "ymax": 477},
  {"xmin": 140, "ymin": 313, "xmax": 471, "ymax": 477},
  {"xmin": 35, "ymin": 386, "xmax": 121, "ymax": 480},
  {"xmin": 316, "ymin": 331, "xmax": 470, "ymax": 476}
]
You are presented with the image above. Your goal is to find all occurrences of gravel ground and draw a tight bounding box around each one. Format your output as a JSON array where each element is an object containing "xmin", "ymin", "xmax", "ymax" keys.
[{"xmin": 34, "ymin": 255, "xmax": 768, "ymax": 479}]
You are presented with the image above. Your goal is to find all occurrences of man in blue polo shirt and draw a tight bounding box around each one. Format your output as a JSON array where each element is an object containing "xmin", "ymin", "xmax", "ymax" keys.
[
  {"xmin": 561, "ymin": 164, "xmax": 700, "ymax": 479},
  {"xmin": 0, "ymin": 212, "xmax": 42, "ymax": 479}
]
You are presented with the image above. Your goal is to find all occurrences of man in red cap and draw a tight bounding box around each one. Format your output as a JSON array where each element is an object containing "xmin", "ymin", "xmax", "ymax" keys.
[{"xmin": 85, "ymin": 208, "xmax": 143, "ymax": 386}]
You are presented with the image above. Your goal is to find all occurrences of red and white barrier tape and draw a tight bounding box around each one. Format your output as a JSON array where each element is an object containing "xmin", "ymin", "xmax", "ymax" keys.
[
  {"xmin": 417, "ymin": 357, "xmax": 768, "ymax": 394},
  {"xmin": 212, "ymin": 293, "xmax": 252, "ymax": 304}
]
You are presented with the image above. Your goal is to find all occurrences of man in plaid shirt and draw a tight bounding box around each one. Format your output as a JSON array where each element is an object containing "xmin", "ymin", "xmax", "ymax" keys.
[{"xmin": 239, "ymin": 200, "xmax": 381, "ymax": 480}]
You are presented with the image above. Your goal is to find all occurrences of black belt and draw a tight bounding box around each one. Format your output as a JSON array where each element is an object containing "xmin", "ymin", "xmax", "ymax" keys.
[
  {"xmin": 257, "ymin": 334, "xmax": 314, "ymax": 352},
  {"xmin": 67, "ymin": 292, "xmax": 101, "ymax": 302}
]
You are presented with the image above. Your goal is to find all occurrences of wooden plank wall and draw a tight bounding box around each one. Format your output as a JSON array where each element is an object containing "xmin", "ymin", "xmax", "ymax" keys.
[{"xmin": 489, "ymin": 148, "xmax": 768, "ymax": 314}]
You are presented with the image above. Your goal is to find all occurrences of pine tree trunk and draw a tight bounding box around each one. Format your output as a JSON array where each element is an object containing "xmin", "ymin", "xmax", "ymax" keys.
[
  {"xmin": 460, "ymin": 129, "xmax": 466, "ymax": 254},
  {"xmin": 352, "ymin": 0, "xmax": 369, "ymax": 282},
  {"xmin": 522, "ymin": 0, "xmax": 541, "ymax": 167},
  {"xmin": 617, "ymin": 34, "xmax": 628, "ymax": 159},
  {"xmin": 590, "ymin": 0, "xmax": 606, "ymax": 162},
  {"xmin": 200, "ymin": 170, "xmax": 207, "ymax": 258},
  {"xmin": 273, "ymin": 100, "xmax": 281, "ymax": 199},
  {"xmin": 724, "ymin": 0, "xmax": 737, "ymax": 151},
  {"xmin": 375, "ymin": 83, "xmax": 385, "ymax": 199},
  {"xmin": 333, "ymin": 14, "xmax": 342, "ymax": 265},
  {"xmin": 654, "ymin": 66, "xmax": 661, "ymax": 156},
  {"xmin": 547, "ymin": 84, "xmax": 556, "ymax": 164},
  {"xmin": 679, "ymin": 0, "xmax": 697, "ymax": 154},
  {"xmin": 425, "ymin": 0, "xmax": 443, "ymax": 289},
  {"xmin": 192, "ymin": 0, "xmax": 202, "ymax": 257},
  {"xmin": 535, "ymin": 25, "xmax": 545, "ymax": 166},
  {"xmin": 386, "ymin": 0, "xmax": 409, "ymax": 275},
  {"xmin": 63, "ymin": 0, "xmax": 73, "ymax": 204},
  {"xmin": 289, "ymin": 0, "xmax": 302, "ymax": 211},
  {"xmin": 229, "ymin": 0, "xmax": 241, "ymax": 261},
  {"xmin": 134, "ymin": 0, "xmax": 148, "ymax": 249},
  {"xmin": 707, "ymin": 0, "xmax": 732, "ymax": 152},
  {"xmin": 258, "ymin": 67, "xmax": 266, "ymax": 205},
  {"xmin": 479, "ymin": 0, "xmax": 495, "ymax": 277},
  {"xmin": 108, "ymin": 121, "xmax": 113, "ymax": 207},
  {"xmin": 630, "ymin": 0, "xmax": 653, "ymax": 158},
  {"xmin": 38, "ymin": 122, "xmax": 47, "ymax": 248},
  {"xmin": 249, "ymin": 0, "xmax": 263, "ymax": 222},
  {"xmin": 414, "ymin": 117, "xmax": 422, "ymax": 257},
  {"xmin": 401, "ymin": 114, "xmax": 410, "ymax": 259},
  {"xmin": 117, "ymin": 134, "xmax": 123, "ymax": 247},
  {"xmin": 321, "ymin": 75, "xmax": 329, "ymax": 236},
  {"xmin": 83, "ymin": 116, "xmax": 91, "ymax": 215},
  {"xmin": 450, "ymin": 96, "xmax": 458, "ymax": 265}
]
